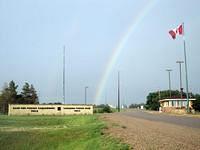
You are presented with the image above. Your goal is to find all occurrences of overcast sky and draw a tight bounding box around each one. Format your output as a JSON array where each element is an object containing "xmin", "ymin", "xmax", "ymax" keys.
[{"xmin": 0, "ymin": 0, "xmax": 200, "ymax": 106}]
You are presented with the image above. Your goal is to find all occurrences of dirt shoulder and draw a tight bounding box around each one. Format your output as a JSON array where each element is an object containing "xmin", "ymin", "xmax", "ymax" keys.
[{"xmin": 102, "ymin": 113, "xmax": 200, "ymax": 150}]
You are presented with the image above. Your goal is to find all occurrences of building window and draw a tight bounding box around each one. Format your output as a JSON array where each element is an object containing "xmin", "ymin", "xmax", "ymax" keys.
[
  {"xmin": 183, "ymin": 101, "xmax": 186, "ymax": 107},
  {"xmin": 57, "ymin": 107, "xmax": 61, "ymax": 111},
  {"xmin": 178, "ymin": 101, "xmax": 182, "ymax": 107},
  {"xmin": 172, "ymin": 101, "xmax": 175, "ymax": 107}
]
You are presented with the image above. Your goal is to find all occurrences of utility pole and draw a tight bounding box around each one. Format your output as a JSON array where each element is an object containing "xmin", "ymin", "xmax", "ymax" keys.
[
  {"xmin": 176, "ymin": 61, "xmax": 184, "ymax": 99},
  {"xmin": 117, "ymin": 71, "xmax": 120, "ymax": 112},
  {"xmin": 63, "ymin": 46, "xmax": 66, "ymax": 104},
  {"xmin": 166, "ymin": 69, "xmax": 172, "ymax": 98},
  {"xmin": 85, "ymin": 86, "xmax": 88, "ymax": 105}
]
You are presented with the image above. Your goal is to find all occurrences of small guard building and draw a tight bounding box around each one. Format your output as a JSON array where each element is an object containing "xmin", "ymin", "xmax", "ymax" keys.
[
  {"xmin": 8, "ymin": 104, "xmax": 93, "ymax": 115},
  {"xmin": 159, "ymin": 98, "xmax": 196, "ymax": 113}
]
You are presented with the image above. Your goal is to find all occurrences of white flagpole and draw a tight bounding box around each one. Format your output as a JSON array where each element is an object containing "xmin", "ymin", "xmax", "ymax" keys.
[
  {"xmin": 182, "ymin": 23, "xmax": 190, "ymax": 112},
  {"xmin": 63, "ymin": 46, "xmax": 66, "ymax": 104}
]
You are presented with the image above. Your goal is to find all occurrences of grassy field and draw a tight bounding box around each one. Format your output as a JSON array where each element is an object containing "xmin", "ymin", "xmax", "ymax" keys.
[{"xmin": 0, "ymin": 115, "xmax": 129, "ymax": 150}]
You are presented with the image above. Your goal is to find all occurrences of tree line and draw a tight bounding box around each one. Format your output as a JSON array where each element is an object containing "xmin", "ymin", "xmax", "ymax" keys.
[
  {"xmin": 0, "ymin": 80, "xmax": 39, "ymax": 114},
  {"xmin": 145, "ymin": 90, "xmax": 200, "ymax": 111}
]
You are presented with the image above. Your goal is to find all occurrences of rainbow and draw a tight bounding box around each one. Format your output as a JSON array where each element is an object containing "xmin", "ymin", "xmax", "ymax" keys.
[{"xmin": 94, "ymin": 0, "xmax": 158, "ymax": 104}]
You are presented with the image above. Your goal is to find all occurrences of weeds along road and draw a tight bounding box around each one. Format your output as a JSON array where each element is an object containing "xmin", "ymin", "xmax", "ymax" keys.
[{"xmin": 102, "ymin": 110, "xmax": 200, "ymax": 150}]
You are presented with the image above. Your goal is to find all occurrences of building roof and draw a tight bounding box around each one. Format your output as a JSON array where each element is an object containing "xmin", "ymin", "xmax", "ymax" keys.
[{"xmin": 159, "ymin": 98, "xmax": 196, "ymax": 102}]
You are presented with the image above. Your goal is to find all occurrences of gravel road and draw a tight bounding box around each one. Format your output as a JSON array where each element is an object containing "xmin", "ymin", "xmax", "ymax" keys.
[{"xmin": 102, "ymin": 110, "xmax": 200, "ymax": 150}]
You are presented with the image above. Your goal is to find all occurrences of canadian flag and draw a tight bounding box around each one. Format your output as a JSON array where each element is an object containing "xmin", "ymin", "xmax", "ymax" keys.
[{"xmin": 169, "ymin": 24, "xmax": 184, "ymax": 39}]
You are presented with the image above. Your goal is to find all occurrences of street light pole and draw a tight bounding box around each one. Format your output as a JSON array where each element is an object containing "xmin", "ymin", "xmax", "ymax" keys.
[
  {"xmin": 63, "ymin": 46, "xmax": 65, "ymax": 104},
  {"xmin": 166, "ymin": 69, "xmax": 172, "ymax": 98},
  {"xmin": 176, "ymin": 61, "xmax": 184, "ymax": 99},
  {"xmin": 85, "ymin": 86, "xmax": 88, "ymax": 105},
  {"xmin": 117, "ymin": 71, "xmax": 120, "ymax": 112}
]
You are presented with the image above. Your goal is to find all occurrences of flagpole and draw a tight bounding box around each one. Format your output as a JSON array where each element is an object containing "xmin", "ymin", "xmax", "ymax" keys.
[
  {"xmin": 63, "ymin": 46, "xmax": 66, "ymax": 104},
  {"xmin": 182, "ymin": 23, "xmax": 190, "ymax": 113}
]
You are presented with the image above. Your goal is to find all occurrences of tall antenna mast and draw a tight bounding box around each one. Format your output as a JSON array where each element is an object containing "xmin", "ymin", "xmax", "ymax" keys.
[{"xmin": 63, "ymin": 46, "xmax": 65, "ymax": 104}]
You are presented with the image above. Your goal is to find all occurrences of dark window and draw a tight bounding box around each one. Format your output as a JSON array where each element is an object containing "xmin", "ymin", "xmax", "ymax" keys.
[
  {"xmin": 57, "ymin": 107, "xmax": 61, "ymax": 111},
  {"xmin": 172, "ymin": 101, "xmax": 175, "ymax": 106}
]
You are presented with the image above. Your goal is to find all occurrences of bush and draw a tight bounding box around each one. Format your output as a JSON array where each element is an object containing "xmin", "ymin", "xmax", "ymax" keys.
[
  {"xmin": 192, "ymin": 94, "xmax": 200, "ymax": 112},
  {"xmin": 94, "ymin": 104, "xmax": 112, "ymax": 113},
  {"xmin": 102, "ymin": 105, "xmax": 112, "ymax": 113}
]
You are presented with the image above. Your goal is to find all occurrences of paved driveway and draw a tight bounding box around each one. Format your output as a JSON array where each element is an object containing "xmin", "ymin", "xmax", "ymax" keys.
[
  {"xmin": 121, "ymin": 110, "xmax": 200, "ymax": 128},
  {"xmin": 103, "ymin": 111, "xmax": 200, "ymax": 149}
]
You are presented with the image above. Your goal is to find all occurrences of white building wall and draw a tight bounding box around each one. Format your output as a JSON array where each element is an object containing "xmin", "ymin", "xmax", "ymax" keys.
[{"xmin": 8, "ymin": 104, "xmax": 93, "ymax": 115}]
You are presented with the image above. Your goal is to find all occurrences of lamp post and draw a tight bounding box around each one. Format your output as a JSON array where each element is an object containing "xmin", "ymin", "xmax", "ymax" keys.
[
  {"xmin": 176, "ymin": 61, "xmax": 184, "ymax": 99},
  {"xmin": 166, "ymin": 69, "xmax": 172, "ymax": 98},
  {"xmin": 117, "ymin": 71, "xmax": 120, "ymax": 112},
  {"xmin": 63, "ymin": 46, "xmax": 65, "ymax": 104},
  {"xmin": 85, "ymin": 86, "xmax": 88, "ymax": 105}
]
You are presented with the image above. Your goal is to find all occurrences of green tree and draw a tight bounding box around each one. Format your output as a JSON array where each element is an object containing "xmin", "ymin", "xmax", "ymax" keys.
[
  {"xmin": 21, "ymin": 82, "xmax": 38, "ymax": 104},
  {"xmin": 30, "ymin": 84, "xmax": 39, "ymax": 104},
  {"xmin": 192, "ymin": 94, "xmax": 200, "ymax": 112},
  {"xmin": 8, "ymin": 80, "xmax": 18, "ymax": 103},
  {"xmin": 146, "ymin": 92, "xmax": 160, "ymax": 110},
  {"xmin": 21, "ymin": 82, "xmax": 30, "ymax": 104},
  {"xmin": 94, "ymin": 104, "xmax": 113, "ymax": 113},
  {"xmin": 0, "ymin": 81, "xmax": 18, "ymax": 114},
  {"xmin": 102, "ymin": 104, "xmax": 112, "ymax": 113},
  {"xmin": 0, "ymin": 81, "xmax": 39, "ymax": 113}
]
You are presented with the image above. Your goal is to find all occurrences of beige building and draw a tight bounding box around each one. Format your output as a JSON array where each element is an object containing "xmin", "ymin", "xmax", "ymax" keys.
[
  {"xmin": 159, "ymin": 98, "xmax": 196, "ymax": 113},
  {"xmin": 8, "ymin": 104, "xmax": 93, "ymax": 115}
]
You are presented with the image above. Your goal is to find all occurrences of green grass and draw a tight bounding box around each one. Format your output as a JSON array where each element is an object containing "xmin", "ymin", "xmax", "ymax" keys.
[{"xmin": 0, "ymin": 115, "xmax": 129, "ymax": 150}]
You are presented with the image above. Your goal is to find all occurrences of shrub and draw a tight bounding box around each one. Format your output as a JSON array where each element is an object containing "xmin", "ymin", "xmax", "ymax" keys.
[
  {"xmin": 192, "ymin": 94, "xmax": 200, "ymax": 112},
  {"xmin": 93, "ymin": 104, "xmax": 112, "ymax": 113},
  {"xmin": 102, "ymin": 105, "xmax": 112, "ymax": 113}
]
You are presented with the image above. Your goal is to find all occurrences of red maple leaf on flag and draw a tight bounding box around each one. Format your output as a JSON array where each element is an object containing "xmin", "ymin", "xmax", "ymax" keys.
[{"xmin": 169, "ymin": 24, "xmax": 183, "ymax": 39}]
